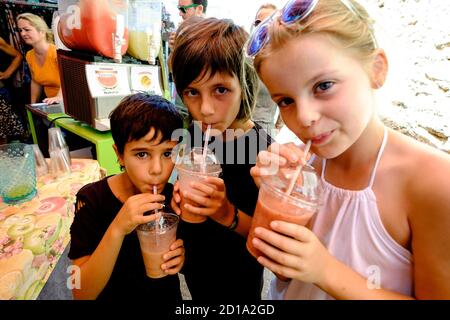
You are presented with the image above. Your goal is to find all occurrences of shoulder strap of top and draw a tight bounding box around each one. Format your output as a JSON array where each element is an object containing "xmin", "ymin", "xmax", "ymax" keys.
[
  {"xmin": 320, "ymin": 127, "xmax": 388, "ymax": 186},
  {"xmin": 368, "ymin": 126, "xmax": 388, "ymax": 188},
  {"xmin": 321, "ymin": 158, "xmax": 327, "ymax": 179}
]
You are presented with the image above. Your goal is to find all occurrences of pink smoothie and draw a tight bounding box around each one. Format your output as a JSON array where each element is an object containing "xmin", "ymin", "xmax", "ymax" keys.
[
  {"xmin": 179, "ymin": 191, "xmax": 207, "ymax": 223},
  {"xmin": 247, "ymin": 194, "xmax": 316, "ymax": 259},
  {"xmin": 136, "ymin": 213, "xmax": 179, "ymax": 279},
  {"xmin": 177, "ymin": 152, "xmax": 221, "ymax": 223},
  {"xmin": 141, "ymin": 248, "xmax": 167, "ymax": 278}
]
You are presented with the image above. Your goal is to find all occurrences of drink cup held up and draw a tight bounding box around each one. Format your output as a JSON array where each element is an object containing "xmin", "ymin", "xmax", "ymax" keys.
[
  {"xmin": 136, "ymin": 212, "xmax": 179, "ymax": 279},
  {"xmin": 176, "ymin": 147, "xmax": 222, "ymax": 223},
  {"xmin": 247, "ymin": 164, "xmax": 323, "ymax": 258}
]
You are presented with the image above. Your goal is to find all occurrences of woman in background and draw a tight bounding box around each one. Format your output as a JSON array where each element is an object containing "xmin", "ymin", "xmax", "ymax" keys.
[{"xmin": 17, "ymin": 13, "xmax": 62, "ymax": 104}]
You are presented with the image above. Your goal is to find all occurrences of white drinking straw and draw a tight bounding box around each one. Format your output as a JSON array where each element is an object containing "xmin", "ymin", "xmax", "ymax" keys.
[
  {"xmin": 153, "ymin": 185, "xmax": 161, "ymax": 245},
  {"xmin": 153, "ymin": 185, "xmax": 160, "ymax": 216},
  {"xmin": 201, "ymin": 125, "xmax": 211, "ymax": 173},
  {"xmin": 285, "ymin": 140, "xmax": 312, "ymax": 196}
]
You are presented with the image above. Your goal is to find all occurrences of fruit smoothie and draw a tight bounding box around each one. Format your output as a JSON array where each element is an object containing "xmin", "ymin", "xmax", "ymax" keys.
[
  {"xmin": 140, "ymin": 248, "xmax": 168, "ymax": 278},
  {"xmin": 247, "ymin": 167, "xmax": 321, "ymax": 258},
  {"xmin": 136, "ymin": 213, "xmax": 179, "ymax": 279},
  {"xmin": 177, "ymin": 173, "xmax": 218, "ymax": 223},
  {"xmin": 176, "ymin": 147, "xmax": 222, "ymax": 223},
  {"xmin": 178, "ymin": 190, "xmax": 202, "ymax": 223}
]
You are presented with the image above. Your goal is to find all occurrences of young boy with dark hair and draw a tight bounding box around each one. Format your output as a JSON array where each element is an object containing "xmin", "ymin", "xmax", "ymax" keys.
[{"xmin": 68, "ymin": 93, "xmax": 185, "ymax": 301}]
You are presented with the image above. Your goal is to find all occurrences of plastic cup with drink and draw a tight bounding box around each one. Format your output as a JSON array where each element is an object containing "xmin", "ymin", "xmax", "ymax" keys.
[
  {"xmin": 247, "ymin": 141, "xmax": 322, "ymax": 258},
  {"xmin": 175, "ymin": 126, "xmax": 222, "ymax": 223},
  {"xmin": 136, "ymin": 212, "xmax": 180, "ymax": 278}
]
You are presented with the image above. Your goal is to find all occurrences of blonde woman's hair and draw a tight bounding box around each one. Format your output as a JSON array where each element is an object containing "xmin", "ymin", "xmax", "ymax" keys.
[
  {"xmin": 254, "ymin": 0, "xmax": 377, "ymax": 72},
  {"xmin": 16, "ymin": 13, "xmax": 54, "ymax": 43}
]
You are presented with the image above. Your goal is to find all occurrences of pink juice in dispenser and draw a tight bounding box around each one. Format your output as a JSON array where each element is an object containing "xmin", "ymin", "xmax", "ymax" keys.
[{"xmin": 57, "ymin": 0, "xmax": 129, "ymax": 59}]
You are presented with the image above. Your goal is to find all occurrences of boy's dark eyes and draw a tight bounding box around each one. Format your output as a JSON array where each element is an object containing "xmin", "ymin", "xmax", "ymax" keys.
[
  {"xmin": 136, "ymin": 151, "xmax": 173, "ymax": 158},
  {"xmin": 183, "ymin": 89, "xmax": 198, "ymax": 97},
  {"xmin": 136, "ymin": 152, "xmax": 148, "ymax": 158},
  {"xmin": 215, "ymin": 87, "xmax": 228, "ymax": 95}
]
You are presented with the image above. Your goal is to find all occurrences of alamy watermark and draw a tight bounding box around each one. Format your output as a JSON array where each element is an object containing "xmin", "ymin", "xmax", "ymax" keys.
[
  {"xmin": 170, "ymin": 121, "xmax": 272, "ymax": 166},
  {"xmin": 67, "ymin": 265, "xmax": 81, "ymax": 290},
  {"xmin": 366, "ymin": 265, "xmax": 381, "ymax": 290}
]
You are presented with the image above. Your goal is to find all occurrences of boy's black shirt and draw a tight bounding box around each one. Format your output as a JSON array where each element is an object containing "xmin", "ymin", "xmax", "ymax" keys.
[
  {"xmin": 68, "ymin": 177, "xmax": 182, "ymax": 301},
  {"xmin": 178, "ymin": 122, "xmax": 273, "ymax": 300}
]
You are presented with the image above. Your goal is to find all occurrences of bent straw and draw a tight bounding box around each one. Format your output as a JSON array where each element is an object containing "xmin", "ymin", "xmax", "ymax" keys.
[
  {"xmin": 201, "ymin": 125, "xmax": 211, "ymax": 173},
  {"xmin": 285, "ymin": 140, "xmax": 312, "ymax": 196}
]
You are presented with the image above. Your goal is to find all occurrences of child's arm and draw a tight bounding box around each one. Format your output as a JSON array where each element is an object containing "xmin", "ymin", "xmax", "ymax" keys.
[
  {"xmin": 407, "ymin": 152, "xmax": 450, "ymax": 299},
  {"xmin": 72, "ymin": 193, "xmax": 164, "ymax": 300},
  {"xmin": 0, "ymin": 37, "xmax": 22, "ymax": 80},
  {"xmin": 253, "ymin": 221, "xmax": 414, "ymax": 299}
]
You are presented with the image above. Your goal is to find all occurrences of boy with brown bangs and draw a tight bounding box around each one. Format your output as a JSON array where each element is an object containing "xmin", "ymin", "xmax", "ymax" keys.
[{"xmin": 69, "ymin": 93, "xmax": 185, "ymax": 301}]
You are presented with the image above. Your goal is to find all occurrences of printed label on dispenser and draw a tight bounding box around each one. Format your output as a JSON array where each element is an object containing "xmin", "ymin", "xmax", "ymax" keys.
[
  {"xmin": 86, "ymin": 64, "xmax": 130, "ymax": 97},
  {"xmin": 130, "ymin": 65, "xmax": 162, "ymax": 95}
]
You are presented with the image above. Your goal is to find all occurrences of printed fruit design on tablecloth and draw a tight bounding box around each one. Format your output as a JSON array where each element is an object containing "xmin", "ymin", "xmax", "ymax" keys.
[
  {"xmin": 0, "ymin": 201, "xmax": 8, "ymax": 211},
  {"xmin": 15, "ymin": 260, "xmax": 47, "ymax": 299},
  {"xmin": 57, "ymin": 180, "xmax": 85, "ymax": 198},
  {"xmin": 17, "ymin": 198, "xmax": 40, "ymax": 216},
  {"xmin": 23, "ymin": 214, "xmax": 63, "ymax": 255},
  {"xmin": 1, "ymin": 213, "xmax": 35, "ymax": 229},
  {"xmin": 0, "ymin": 249, "xmax": 33, "ymax": 300},
  {"xmin": 70, "ymin": 161, "xmax": 85, "ymax": 171},
  {"xmin": 0, "ymin": 270, "xmax": 23, "ymax": 300},
  {"xmin": 5, "ymin": 215, "xmax": 36, "ymax": 240},
  {"xmin": 1, "ymin": 231, "xmax": 24, "ymax": 260},
  {"xmin": 37, "ymin": 182, "xmax": 61, "ymax": 197},
  {"xmin": 36, "ymin": 197, "xmax": 66, "ymax": 215},
  {"xmin": 23, "ymin": 279, "xmax": 45, "ymax": 300},
  {"xmin": 0, "ymin": 205, "xmax": 19, "ymax": 218}
]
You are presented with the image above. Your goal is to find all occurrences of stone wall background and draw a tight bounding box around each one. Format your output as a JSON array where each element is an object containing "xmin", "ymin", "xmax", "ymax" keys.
[{"xmin": 360, "ymin": 0, "xmax": 449, "ymax": 153}]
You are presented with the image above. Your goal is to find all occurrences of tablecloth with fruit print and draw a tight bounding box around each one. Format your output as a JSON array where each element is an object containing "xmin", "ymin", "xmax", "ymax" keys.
[{"xmin": 0, "ymin": 159, "xmax": 102, "ymax": 300}]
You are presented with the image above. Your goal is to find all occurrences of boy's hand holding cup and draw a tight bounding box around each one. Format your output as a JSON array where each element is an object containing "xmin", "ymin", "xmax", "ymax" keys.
[{"xmin": 112, "ymin": 193, "xmax": 165, "ymax": 237}]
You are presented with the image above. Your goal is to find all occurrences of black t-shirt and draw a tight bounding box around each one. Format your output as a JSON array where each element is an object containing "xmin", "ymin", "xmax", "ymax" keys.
[
  {"xmin": 178, "ymin": 122, "xmax": 273, "ymax": 301},
  {"xmin": 68, "ymin": 177, "xmax": 182, "ymax": 301}
]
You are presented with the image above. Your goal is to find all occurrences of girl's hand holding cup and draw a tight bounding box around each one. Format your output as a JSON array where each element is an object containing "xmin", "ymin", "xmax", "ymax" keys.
[{"xmin": 251, "ymin": 142, "xmax": 310, "ymax": 188}]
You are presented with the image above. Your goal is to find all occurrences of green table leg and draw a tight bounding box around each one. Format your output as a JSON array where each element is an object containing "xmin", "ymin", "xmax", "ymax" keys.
[{"xmin": 26, "ymin": 109, "xmax": 38, "ymax": 145}]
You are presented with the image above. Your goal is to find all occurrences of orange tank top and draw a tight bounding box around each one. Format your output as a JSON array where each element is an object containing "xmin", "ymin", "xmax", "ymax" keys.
[{"xmin": 26, "ymin": 44, "xmax": 61, "ymax": 98}]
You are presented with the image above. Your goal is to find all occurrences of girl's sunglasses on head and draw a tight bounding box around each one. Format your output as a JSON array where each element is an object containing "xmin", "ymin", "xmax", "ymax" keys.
[
  {"xmin": 246, "ymin": 0, "xmax": 319, "ymax": 57},
  {"xmin": 178, "ymin": 3, "xmax": 200, "ymax": 14}
]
